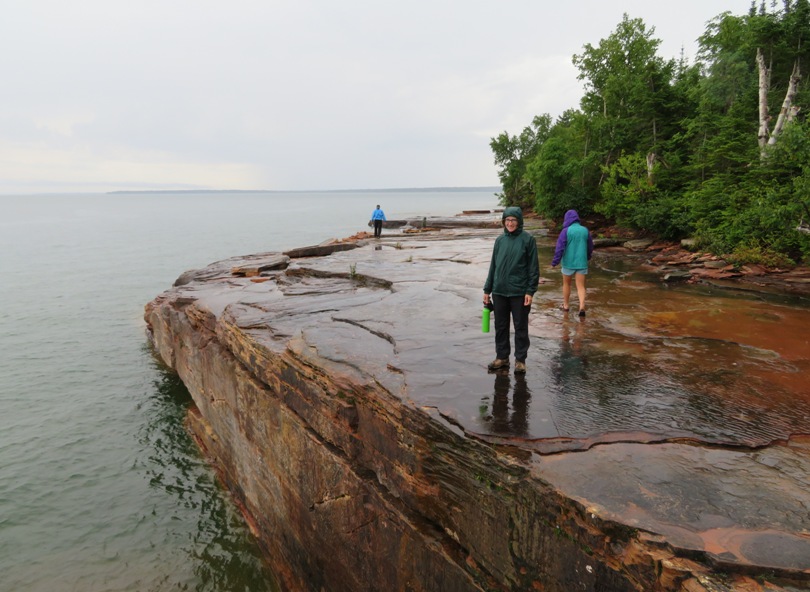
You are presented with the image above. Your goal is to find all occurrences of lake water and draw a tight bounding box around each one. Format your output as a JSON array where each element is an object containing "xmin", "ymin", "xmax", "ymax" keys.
[{"xmin": 0, "ymin": 189, "xmax": 500, "ymax": 592}]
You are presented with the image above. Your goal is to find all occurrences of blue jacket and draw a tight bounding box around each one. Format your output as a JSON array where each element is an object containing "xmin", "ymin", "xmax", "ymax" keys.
[
  {"xmin": 371, "ymin": 208, "xmax": 386, "ymax": 221},
  {"xmin": 552, "ymin": 209, "xmax": 593, "ymax": 269},
  {"xmin": 483, "ymin": 206, "xmax": 540, "ymax": 297}
]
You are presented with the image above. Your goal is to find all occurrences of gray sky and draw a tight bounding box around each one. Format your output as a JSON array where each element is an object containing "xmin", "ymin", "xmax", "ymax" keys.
[{"xmin": 1, "ymin": 0, "xmax": 753, "ymax": 194}]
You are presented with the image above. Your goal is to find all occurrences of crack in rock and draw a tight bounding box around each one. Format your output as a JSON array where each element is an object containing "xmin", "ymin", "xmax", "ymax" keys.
[{"xmin": 333, "ymin": 317, "xmax": 396, "ymax": 347}]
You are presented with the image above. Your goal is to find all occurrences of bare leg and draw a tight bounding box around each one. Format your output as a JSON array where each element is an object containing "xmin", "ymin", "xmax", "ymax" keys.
[
  {"xmin": 562, "ymin": 274, "xmax": 572, "ymax": 310},
  {"xmin": 575, "ymin": 272, "xmax": 587, "ymax": 312}
]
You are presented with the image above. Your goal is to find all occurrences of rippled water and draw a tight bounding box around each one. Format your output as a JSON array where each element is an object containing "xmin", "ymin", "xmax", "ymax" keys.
[{"xmin": 0, "ymin": 190, "xmax": 498, "ymax": 592}]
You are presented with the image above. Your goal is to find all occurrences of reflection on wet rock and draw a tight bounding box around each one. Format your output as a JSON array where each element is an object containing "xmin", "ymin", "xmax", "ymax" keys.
[{"xmin": 479, "ymin": 372, "xmax": 531, "ymax": 437}]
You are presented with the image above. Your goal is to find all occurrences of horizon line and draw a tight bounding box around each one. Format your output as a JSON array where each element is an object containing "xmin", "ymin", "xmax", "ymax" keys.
[{"xmin": 106, "ymin": 185, "xmax": 502, "ymax": 195}]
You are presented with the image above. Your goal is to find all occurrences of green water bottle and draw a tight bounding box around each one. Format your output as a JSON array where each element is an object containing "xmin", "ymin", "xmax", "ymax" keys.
[{"xmin": 482, "ymin": 302, "xmax": 492, "ymax": 333}]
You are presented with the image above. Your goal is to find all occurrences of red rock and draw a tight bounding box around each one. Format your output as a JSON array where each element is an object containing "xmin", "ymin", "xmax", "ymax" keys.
[
  {"xmin": 690, "ymin": 267, "xmax": 742, "ymax": 279},
  {"xmin": 146, "ymin": 225, "xmax": 809, "ymax": 592},
  {"xmin": 740, "ymin": 264, "xmax": 767, "ymax": 276}
]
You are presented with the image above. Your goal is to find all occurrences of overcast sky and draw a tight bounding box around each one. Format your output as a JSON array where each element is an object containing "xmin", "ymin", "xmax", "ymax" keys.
[{"xmin": 1, "ymin": 0, "xmax": 754, "ymax": 194}]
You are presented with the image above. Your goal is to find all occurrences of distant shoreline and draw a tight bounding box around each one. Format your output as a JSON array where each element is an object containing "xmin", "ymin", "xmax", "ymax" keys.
[{"xmin": 107, "ymin": 186, "xmax": 501, "ymax": 195}]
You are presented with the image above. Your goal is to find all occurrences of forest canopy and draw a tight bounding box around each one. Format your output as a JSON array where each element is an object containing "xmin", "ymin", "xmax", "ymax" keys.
[{"xmin": 491, "ymin": 0, "xmax": 810, "ymax": 265}]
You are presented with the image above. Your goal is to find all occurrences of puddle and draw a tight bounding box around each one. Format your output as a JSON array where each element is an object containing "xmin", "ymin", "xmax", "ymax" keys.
[{"xmin": 472, "ymin": 246, "xmax": 810, "ymax": 448}]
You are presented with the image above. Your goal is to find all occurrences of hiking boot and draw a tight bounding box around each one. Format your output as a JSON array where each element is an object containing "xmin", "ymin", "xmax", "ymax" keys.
[
  {"xmin": 487, "ymin": 358, "xmax": 509, "ymax": 371},
  {"xmin": 514, "ymin": 361, "xmax": 526, "ymax": 374}
]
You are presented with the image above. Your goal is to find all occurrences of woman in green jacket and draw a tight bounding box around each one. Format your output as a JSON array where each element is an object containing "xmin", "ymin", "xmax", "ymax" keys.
[{"xmin": 483, "ymin": 207, "xmax": 540, "ymax": 373}]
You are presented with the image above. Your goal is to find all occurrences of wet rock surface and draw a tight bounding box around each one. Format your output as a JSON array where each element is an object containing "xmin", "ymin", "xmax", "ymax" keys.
[{"xmin": 146, "ymin": 214, "xmax": 810, "ymax": 592}]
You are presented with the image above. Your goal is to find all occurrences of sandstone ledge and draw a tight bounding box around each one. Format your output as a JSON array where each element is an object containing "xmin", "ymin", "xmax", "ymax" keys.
[
  {"xmin": 145, "ymin": 221, "xmax": 810, "ymax": 592},
  {"xmin": 599, "ymin": 240, "xmax": 810, "ymax": 296}
]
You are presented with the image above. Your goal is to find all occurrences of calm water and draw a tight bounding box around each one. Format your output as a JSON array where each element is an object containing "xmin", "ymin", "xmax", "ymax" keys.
[{"xmin": 0, "ymin": 190, "xmax": 499, "ymax": 592}]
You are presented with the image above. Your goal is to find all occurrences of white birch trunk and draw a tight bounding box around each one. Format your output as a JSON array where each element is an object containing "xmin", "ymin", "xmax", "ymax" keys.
[
  {"xmin": 767, "ymin": 60, "xmax": 801, "ymax": 146},
  {"xmin": 757, "ymin": 48, "xmax": 771, "ymax": 156}
]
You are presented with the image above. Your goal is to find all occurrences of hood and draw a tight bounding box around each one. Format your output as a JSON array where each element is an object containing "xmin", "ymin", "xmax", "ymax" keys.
[
  {"xmin": 502, "ymin": 206, "xmax": 524, "ymax": 233},
  {"xmin": 562, "ymin": 209, "xmax": 580, "ymax": 230}
]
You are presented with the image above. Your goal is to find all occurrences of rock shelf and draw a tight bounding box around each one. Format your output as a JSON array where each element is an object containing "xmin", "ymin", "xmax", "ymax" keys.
[{"xmin": 145, "ymin": 218, "xmax": 810, "ymax": 592}]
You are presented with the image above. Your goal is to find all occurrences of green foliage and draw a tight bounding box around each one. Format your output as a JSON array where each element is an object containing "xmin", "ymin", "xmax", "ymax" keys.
[
  {"xmin": 689, "ymin": 172, "xmax": 810, "ymax": 262},
  {"xmin": 526, "ymin": 111, "xmax": 600, "ymax": 218},
  {"xmin": 489, "ymin": 2, "xmax": 810, "ymax": 264},
  {"xmin": 728, "ymin": 241, "xmax": 795, "ymax": 267},
  {"xmin": 490, "ymin": 115, "xmax": 551, "ymax": 209},
  {"xmin": 597, "ymin": 153, "xmax": 654, "ymax": 224},
  {"xmin": 596, "ymin": 153, "xmax": 691, "ymax": 238},
  {"xmin": 573, "ymin": 14, "xmax": 664, "ymax": 122}
]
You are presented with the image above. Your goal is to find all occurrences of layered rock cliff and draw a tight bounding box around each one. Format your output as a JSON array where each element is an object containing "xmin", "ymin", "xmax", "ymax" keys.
[{"xmin": 145, "ymin": 218, "xmax": 810, "ymax": 592}]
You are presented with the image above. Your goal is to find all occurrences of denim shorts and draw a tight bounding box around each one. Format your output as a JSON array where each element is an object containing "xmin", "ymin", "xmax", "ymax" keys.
[{"xmin": 561, "ymin": 267, "xmax": 588, "ymax": 276}]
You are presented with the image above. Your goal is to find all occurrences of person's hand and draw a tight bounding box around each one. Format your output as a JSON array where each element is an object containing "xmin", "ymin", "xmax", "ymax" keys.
[
  {"xmin": 524, "ymin": 294, "xmax": 533, "ymax": 306},
  {"xmin": 483, "ymin": 293, "xmax": 490, "ymax": 305}
]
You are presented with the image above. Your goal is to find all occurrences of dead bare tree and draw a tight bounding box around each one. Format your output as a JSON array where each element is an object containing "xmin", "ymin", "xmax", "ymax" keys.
[
  {"xmin": 758, "ymin": 48, "xmax": 803, "ymax": 159},
  {"xmin": 768, "ymin": 60, "xmax": 802, "ymax": 146},
  {"xmin": 757, "ymin": 48, "xmax": 772, "ymax": 157}
]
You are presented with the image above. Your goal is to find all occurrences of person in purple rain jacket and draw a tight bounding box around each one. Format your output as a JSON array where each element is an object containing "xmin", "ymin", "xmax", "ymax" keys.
[{"xmin": 551, "ymin": 209, "xmax": 593, "ymax": 317}]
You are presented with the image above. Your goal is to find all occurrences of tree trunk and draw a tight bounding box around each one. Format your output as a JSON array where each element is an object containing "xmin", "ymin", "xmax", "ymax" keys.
[
  {"xmin": 648, "ymin": 116, "xmax": 658, "ymax": 181},
  {"xmin": 757, "ymin": 48, "xmax": 771, "ymax": 158},
  {"xmin": 767, "ymin": 60, "xmax": 801, "ymax": 146},
  {"xmin": 581, "ymin": 133, "xmax": 590, "ymax": 187}
]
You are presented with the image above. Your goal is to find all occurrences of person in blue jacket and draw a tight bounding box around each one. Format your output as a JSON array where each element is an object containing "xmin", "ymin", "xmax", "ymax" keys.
[
  {"xmin": 551, "ymin": 209, "xmax": 594, "ymax": 317},
  {"xmin": 370, "ymin": 205, "xmax": 386, "ymax": 238},
  {"xmin": 483, "ymin": 207, "xmax": 540, "ymax": 374}
]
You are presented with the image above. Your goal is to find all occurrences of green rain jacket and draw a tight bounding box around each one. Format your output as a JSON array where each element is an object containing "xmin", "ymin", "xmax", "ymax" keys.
[{"xmin": 483, "ymin": 207, "xmax": 540, "ymax": 298}]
